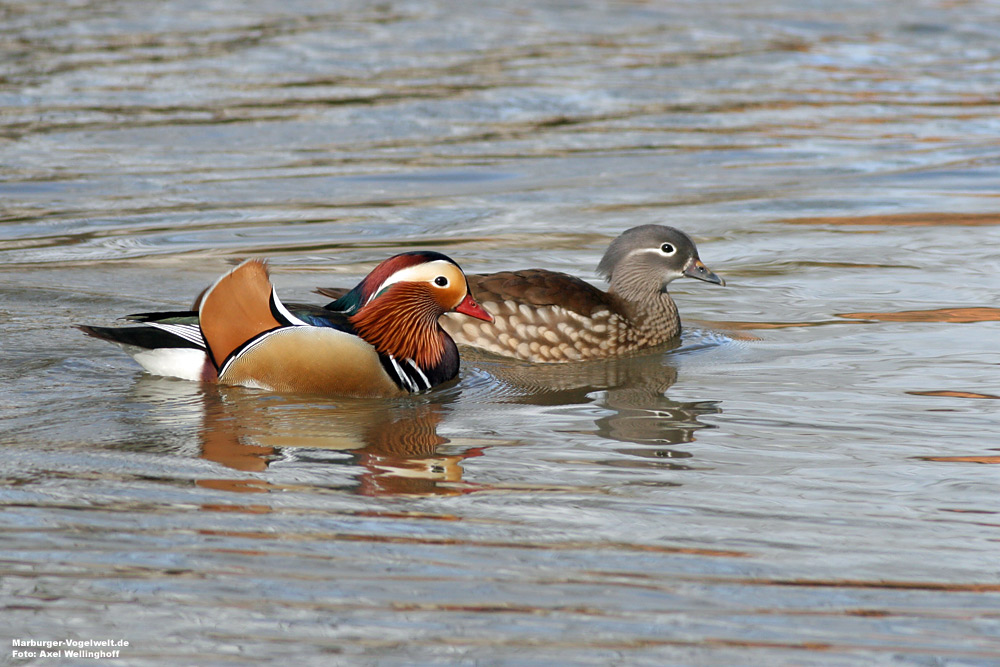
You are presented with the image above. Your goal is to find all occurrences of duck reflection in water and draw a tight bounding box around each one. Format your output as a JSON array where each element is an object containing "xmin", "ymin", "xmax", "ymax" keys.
[
  {"xmin": 128, "ymin": 376, "xmax": 484, "ymax": 497},
  {"xmin": 126, "ymin": 342, "xmax": 720, "ymax": 497},
  {"xmin": 466, "ymin": 347, "xmax": 721, "ymax": 469},
  {"xmin": 202, "ymin": 390, "xmax": 488, "ymax": 497}
]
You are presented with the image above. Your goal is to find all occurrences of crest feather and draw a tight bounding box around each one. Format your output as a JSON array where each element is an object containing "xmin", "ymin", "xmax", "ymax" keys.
[{"xmin": 330, "ymin": 251, "xmax": 461, "ymax": 313}]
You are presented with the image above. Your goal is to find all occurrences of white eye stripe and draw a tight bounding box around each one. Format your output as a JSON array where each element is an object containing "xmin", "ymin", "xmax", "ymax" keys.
[
  {"xmin": 625, "ymin": 246, "xmax": 678, "ymax": 259},
  {"xmin": 366, "ymin": 260, "xmax": 456, "ymax": 305}
]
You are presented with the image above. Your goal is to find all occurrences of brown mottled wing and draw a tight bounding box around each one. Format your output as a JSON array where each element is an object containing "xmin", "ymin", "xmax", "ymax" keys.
[
  {"xmin": 466, "ymin": 270, "xmax": 614, "ymax": 315},
  {"xmin": 442, "ymin": 270, "xmax": 625, "ymax": 363}
]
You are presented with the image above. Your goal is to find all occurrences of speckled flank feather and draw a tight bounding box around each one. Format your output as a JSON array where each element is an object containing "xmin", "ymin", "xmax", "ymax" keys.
[{"xmin": 439, "ymin": 271, "xmax": 680, "ymax": 363}]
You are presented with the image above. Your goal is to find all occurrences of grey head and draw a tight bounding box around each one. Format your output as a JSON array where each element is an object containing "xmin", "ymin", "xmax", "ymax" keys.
[{"xmin": 596, "ymin": 225, "xmax": 724, "ymax": 301}]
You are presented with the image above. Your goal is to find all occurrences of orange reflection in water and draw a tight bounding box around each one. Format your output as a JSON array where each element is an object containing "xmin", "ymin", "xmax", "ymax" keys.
[
  {"xmin": 919, "ymin": 455, "xmax": 1000, "ymax": 464},
  {"xmin": 687, "ymin": 318, "xmax": 832, "ymax": 340},
  {"xmin": 692, "ymin": 319, "xmax": 820, "ymax": 339},
  {"xmin": 907, "ymin": 390, "xmax": 1000, "ymax": 400},
  {"xmin": 839, "ymin": 307, "xmax": 1000, "ymax": 323},
  {"xmin": 195, "ymin": 390, "xmax": 482, "ymax": 498}
]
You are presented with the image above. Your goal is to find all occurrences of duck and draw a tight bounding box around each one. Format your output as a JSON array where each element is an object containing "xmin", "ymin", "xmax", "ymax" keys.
[
  {"xmin": 79, "ymin": 251, "xmax": 493, "ymax": 396},
  {"xmin": 318, "ymin": 225, "xmax": 723, "ymax": 363}
]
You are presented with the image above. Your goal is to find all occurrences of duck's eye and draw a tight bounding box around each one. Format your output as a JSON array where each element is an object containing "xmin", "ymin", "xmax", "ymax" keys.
[
  {"xmin": 660, "ymin": 243, "xmax": 675, "ymax": 255},
  {"xmin": 434, "ymin": 276, "xmax": 449, "ymax": 287}
]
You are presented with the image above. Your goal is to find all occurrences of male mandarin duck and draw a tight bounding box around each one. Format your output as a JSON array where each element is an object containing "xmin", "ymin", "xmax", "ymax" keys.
[
  {"xmin": 318, "ymin": 225, "xmax": 724, "ymax": 363},
  {"xmin": 80, "ymin": 251, "xmax": 493, "ymax": 396}
]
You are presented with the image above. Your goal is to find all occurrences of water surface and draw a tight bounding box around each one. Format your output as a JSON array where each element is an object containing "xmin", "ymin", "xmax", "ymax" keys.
[{"xmin": 2, "ymin": 0, "xmax": 1000, "ymax": 664}]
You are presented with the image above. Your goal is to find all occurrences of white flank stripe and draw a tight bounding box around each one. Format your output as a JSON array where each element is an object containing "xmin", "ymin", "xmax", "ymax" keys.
[
  {"xmin": 389, "ymin": 355, "xmax": 416, "ymax": 392},
  {"xmin": 406, "ymin": 358, "xmax": 430, "ymax": 391},
  {"xmin": 219, "ymin": 328, "xmax": 283, "ymax": 378},
  {"xmin": 271, "ymin": 288, "xmax": 309, "ymax": 326}
]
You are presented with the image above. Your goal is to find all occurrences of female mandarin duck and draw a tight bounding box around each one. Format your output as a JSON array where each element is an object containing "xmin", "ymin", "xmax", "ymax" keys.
[
  {"xmin": 80, "ymin": 251, "xmax": 493, "ymax": 396},
  {"xmin": 319, "ymin": 225, "xmax": 723, "ymax": 363}
]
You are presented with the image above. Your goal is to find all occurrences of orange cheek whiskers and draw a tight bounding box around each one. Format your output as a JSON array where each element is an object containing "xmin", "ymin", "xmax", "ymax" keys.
[{"xmin": 349, "ymin": 284, "xmax": 446, "ymax": 368}]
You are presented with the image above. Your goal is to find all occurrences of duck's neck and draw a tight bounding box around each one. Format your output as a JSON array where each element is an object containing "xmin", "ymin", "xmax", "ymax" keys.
[{"xmin": 609, "ymin": 279, "xmax": 681, "ymax": 347}]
